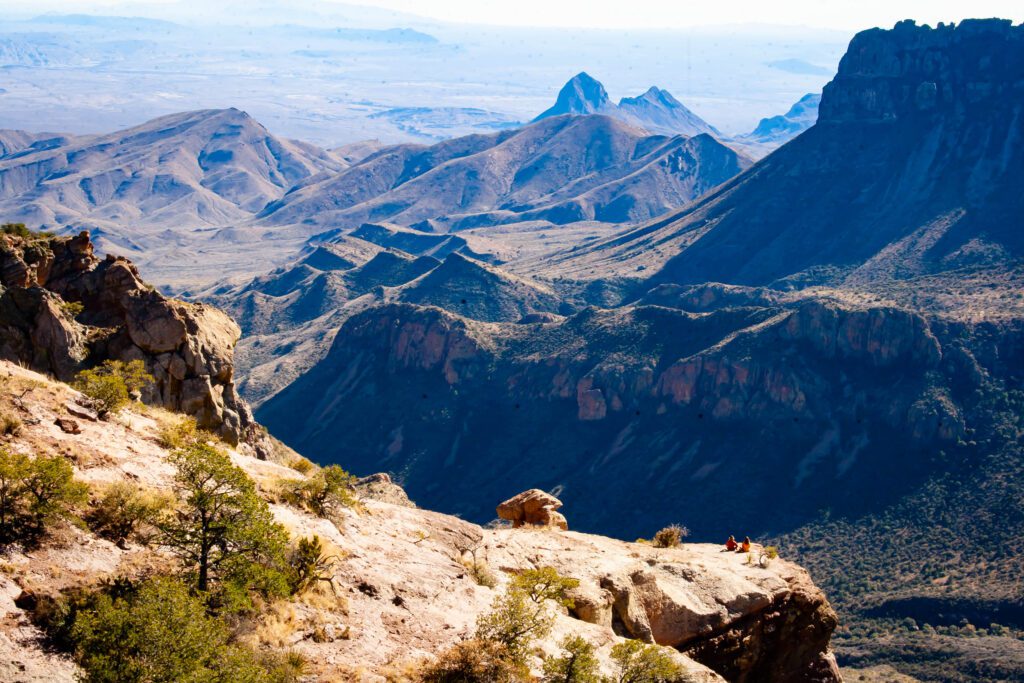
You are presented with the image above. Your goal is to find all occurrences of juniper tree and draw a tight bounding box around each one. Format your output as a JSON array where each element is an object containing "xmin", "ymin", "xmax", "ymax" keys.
[{"xmin": 160, "ymin": 443, "xmax": 289, "ymax": 607}]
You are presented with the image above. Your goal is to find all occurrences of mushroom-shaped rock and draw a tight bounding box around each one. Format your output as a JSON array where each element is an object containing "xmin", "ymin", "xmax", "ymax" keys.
[{"xmin": 496, "ymin": 489, "xmax": 568, "ymax": 530}]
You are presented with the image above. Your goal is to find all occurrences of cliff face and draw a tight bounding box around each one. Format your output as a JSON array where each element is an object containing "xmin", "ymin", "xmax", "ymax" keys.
[
  {"xmin": 0, "ymin": 230, "xmax": 267, "ymax": 454},
  {"xmin": 819, "ymin": 19, "xmax": 1023, "ymax": 123},
  {"xmin": 257, "ymin": 292, "xmax": 1010, "ymax": 540},
  {"xmin": 0, "ymin": 360, "xmax": 840, "ymax": 682}
]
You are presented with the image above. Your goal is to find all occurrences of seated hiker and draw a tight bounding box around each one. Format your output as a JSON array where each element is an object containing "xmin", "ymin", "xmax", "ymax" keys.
[
  {"xmin": 725, "ymin": 535, "xmax": 738, "ymax": 551},
  {"xmin": 740, "ymin": 536, "xmax": 751, "ymax": 553}
]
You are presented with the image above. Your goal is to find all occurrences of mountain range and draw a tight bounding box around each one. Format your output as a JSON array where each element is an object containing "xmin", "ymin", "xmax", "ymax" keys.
[
  {"xmin": 256, "ymin": 112, "xmax": 749, "ymax": 231},
  {"xmin": 1, "ymin": 16, "xmax": 1022, "ymax": 681},
  {"xmin": 0, "ymin": 108, "xmax": 343, "ymax": 230},
  {"xmin": 0, "ymin": 102, "xmax": 751, "ymax": 289}
]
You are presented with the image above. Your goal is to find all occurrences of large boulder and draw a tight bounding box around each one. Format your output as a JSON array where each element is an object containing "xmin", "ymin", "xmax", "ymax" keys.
[{"xmin": 496, "ymin": 489, "xmax": 568, "ymax": 530}]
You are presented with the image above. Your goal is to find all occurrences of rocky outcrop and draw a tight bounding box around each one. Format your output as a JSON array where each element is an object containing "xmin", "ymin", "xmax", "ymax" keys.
[
  {"xmin": 741, "ymin": 92, "xmax": 820, "ymax": 146},
  {"xmin": 534, "ymin": 72, "xmax": 613, "ymax": 120},
  {"xmin": 491, "ymin": 526, "xmax": 841, "ymax": 682},
  {"xmin": 354, "ymin": 472, "xmax": 415, "ymax": 508},
  {"xmin": 496, "ymin": 489, "xmax": 568, "ymax": 529},
  {"xmin": 534, "ymin": 73, "xmax": 720, "ymax": 137},
  {"xmin": 0, "ymin": 230, "xmax": 267, "ymax": 454},
  {"xmin": 679, "ymin": 561, "xmax": 842, "ymax": 683},
  {"xmin": 779, "ymin": 301, "xmax": 941, "ymax": 367}
]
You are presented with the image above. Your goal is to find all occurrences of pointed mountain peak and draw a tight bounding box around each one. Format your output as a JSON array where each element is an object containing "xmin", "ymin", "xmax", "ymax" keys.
[{"xmin": 534, "ymin": 72, "xmax": 611, "ymax": 121}]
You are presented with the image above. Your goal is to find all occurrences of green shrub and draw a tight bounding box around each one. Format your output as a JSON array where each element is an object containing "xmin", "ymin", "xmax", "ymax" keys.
[
  {"xmin": 69, "ymin": 576, "xmax": 302, "ymax": 683},
  {"xmin": 160, "ymin": 442, "xmax": 290, "ymax": 611},
  {"xmin": 542, "ymin": 634, "xmax": 601, "ymax": 683},
  {"xmin": 288, "ymin": 457, "xmax": 314, "ymax": 475},
  {"xmin": 0, "ymin": 447, "xmax": 88, "ymax": 546},
  {"xmin": 476, "ymin": 567, "xmax": 579, "ymax": 663},
  {"xmin": 2, "ymin": 222, "xmax": 34, "ymax": 239},
  {"xmin": 288, "ymin": 535, "xmax": 336, "ymax": 595},
  {"xmin": 653, "ymin": 524, "xmax": 689, "ymax": 549},
  {"xmin": 608, "ymin": 640, "xmax": 685, "ymax": 683},
  {"xmin": 87, "ymin": 482, "xmax": 165, "ymax": 544},
  {"xmin": 463, "ymin": 557, "xmax": 498, "ymax": 588},
  {"xmin": 60, "ymin": 300, "xmax": 85, "ymax": 319},
  {"xmin": 418, "ymin": 638, "xmax": 528, "ymax": 683},
  {"xmin": 289, "ymin": 464, "xmax": 356, "ymax": 518},
  {"xmin": 156, "ymin": 415, "xmax": 206, "ymax": 450},
  {"xmin": 73, "ymin": 360, "xmax": 153, "ymax": 416},
  {"xmin": 31, "ymin": 584, "xmax": 110, "ymax": 652}
]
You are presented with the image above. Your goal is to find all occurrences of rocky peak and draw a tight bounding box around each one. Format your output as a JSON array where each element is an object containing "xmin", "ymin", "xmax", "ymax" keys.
[
  {"xmin": 819, "ymin": 18, "xmax": 1024, "ymax": 123},
  {"xmin": 534, "ymin": 72, "xmax": 612, "ymax": 119},
  {"xmin": 621, "ymin": 86, "xmax": 676, "ymax": 107},
  {"xmin": 617, "ymin": 85, "xmax": 720, "ymax": 137},
  {"xmin": 0, "ymin": 230, "xmax": 269, "ymax": 455}
]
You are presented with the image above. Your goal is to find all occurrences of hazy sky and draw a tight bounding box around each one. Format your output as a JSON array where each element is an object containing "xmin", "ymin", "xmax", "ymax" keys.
[
  {"xmin": 331, "ymin": 0, "xmax": 1023, "ymax": 30},
  {"xmin": 10, "ymin": 0, "xmax": 1024, "ymax": 30}
]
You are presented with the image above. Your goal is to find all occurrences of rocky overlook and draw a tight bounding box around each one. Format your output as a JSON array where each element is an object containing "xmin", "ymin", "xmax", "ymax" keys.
[
  {"xmin": 0, "ymin": 360, "xmax": 841, "ymax": 682},
  {"xmin": 0, "ymin": 228, "xmax": 268, "ymax": 455}
]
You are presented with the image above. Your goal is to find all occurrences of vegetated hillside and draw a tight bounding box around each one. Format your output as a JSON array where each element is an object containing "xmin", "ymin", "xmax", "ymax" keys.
[
  {"xmin": 254, "ymin": 19, "xmax": 1024, "ymax": 682},
  {"xmin": 0, "ymin": 364, "xmax": 843, "ymax": 682},
  {"xmin": 259, "ymin": 294, "xmax": 1019, "ymax": 540},
  {"xmin": 257, "ymin": 113, "xmax": 750, "ymax": 231}
]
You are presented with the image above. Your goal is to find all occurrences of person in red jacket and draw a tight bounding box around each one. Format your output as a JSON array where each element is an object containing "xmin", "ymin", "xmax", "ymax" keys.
[{"xmin": 725, "ymin": 535, "xmax": 738, "ymax": 551}]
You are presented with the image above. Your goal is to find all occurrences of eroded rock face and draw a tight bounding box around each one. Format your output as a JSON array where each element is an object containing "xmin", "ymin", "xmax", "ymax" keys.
[
  {"xmin": 679, "ymin": 562, "xmax": 841, "ymax": 683},
  {"xmin": 259, "ymin": 297, "xmax": 1010, "ymax": 540},
  {"xmin": 0, "ymin": 230, "xmax": 267, "ymax": 454},
  {"xmin": 355, "ymin": 472, "xmax": 415, "ymax": 508},
  {"xmin": 819, "ymin": 19, "xmax": 1023, "ymax": 124}
]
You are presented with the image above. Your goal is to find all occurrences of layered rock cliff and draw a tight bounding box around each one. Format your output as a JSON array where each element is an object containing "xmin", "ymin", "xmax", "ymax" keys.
[
  {"xmin": 0, "ymin": 229, "xmax": 268, "ymax": 455},
  {"xmin": 256, "ymin": 290, "xmax": 1018, "ymax": 541}
]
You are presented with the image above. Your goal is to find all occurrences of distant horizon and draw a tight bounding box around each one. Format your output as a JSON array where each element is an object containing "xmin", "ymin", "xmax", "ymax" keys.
[{"xmin": 5, "ymin": 0, "xmax": 1024, "ymax": 32}]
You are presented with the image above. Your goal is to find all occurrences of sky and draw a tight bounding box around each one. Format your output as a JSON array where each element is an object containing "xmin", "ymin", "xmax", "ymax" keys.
[
  {"xmin": 8, "ymin": 0, "xmax": 1024, "ymax": 30},
  {"xmin": 340, "ymin": 0, "xmax": 1024, "ymax": 29}
]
